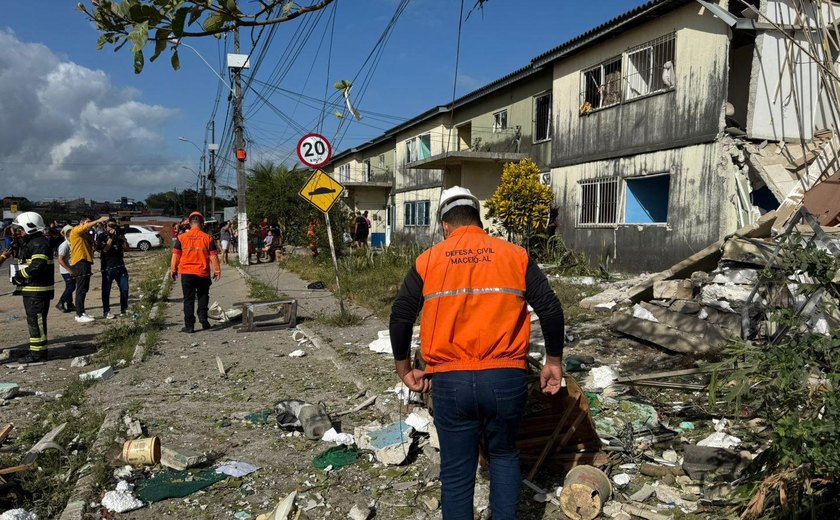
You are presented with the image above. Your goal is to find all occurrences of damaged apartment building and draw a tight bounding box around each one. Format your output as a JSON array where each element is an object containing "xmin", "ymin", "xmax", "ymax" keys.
[
  {"xmin": 326, "ymin": 0, "xmax": 840, "ymax": 270},
  {"xmin": 547, "ymin": 0, "xmax": 840, "ymax": 272}
]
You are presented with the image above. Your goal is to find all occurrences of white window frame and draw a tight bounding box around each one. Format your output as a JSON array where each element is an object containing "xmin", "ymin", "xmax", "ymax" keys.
[
  {"xmin": 338, "ymin": 163, "xmax": 350, "ymax": 183},
  {"xmin": 378, "ymin": 154, "xmax": 385, "ymax": 170},
  {"xmin": 581, "ymin": 56, "xmax": 622, "ymax": 110},
  {"xmin": 533, "ymin": 92, "xmax": 552, "ymax": 143},
  {"xmin": 493, "ymin": 110, "xmax": 508, "ymax": 133},
  {"xmin": 577, "ymin": 177, "xmax": 621, "ymax": 228},
  {"xmin": 363, "ymin": 159, "xmax": 371, "ymax": 182},
  {"xmin": 404, "ymin": 200, "xmax": 431, "ymax": 227},
  {"xmin": 625, "ymin": 34, "xmax": 676, "ymax": 101}
]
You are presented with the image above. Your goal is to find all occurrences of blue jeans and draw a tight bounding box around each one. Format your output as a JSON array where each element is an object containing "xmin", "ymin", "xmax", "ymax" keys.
[
  {"xmin": 59, "ymin": 273, "xmax": 76, "ymax": 308},
  {"xmin": 432, "ymin": 368, "xmax": 528, "ymax": 520},
  {"xmin": 101, "ymin": 266, "xmax": 129, "ymax": 314}
]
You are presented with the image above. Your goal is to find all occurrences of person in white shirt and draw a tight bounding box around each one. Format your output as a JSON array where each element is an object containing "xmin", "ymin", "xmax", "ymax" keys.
[{"xmin": 55, "ymin": 225, "xmax": 76, "ymax": 313}]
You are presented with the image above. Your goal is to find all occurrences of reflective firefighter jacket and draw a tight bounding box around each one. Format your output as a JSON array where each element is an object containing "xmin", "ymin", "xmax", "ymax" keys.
[{"xmin": 14, "ymin": 234, "xmax": 55, "ymax": 298}]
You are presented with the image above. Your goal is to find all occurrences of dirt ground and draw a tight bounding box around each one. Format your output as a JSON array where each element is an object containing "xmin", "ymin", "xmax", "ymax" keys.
[{"xmin": 2, "ymin": 252, "xmax": 697, "ymax": 519}]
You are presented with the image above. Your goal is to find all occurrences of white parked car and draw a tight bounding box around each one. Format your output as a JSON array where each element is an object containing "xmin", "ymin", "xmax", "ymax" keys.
[{"xmin": 123, "ymin": 225, "xmax": 162, "ymax": 252}]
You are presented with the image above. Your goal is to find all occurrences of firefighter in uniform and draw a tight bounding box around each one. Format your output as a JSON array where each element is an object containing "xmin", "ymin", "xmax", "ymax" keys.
[
  {"xmin": 0, "ymin": 212, "xmax": 55, "ymax": 363},
  {"xmin": 170, "ymin": 212, "xmax": 221, "ymax": 333}
]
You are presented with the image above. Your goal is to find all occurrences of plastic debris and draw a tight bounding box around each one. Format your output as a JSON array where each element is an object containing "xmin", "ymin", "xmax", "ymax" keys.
[
  {"xmin": 275, "ymin": 400, "xmax": 305, "ymax": 428},
  {"xmin": 322, "ymin": 427, "xmax": 355, "ymax": 446},
  {"xmin": 135, "ymin": 468, "xmax": 226, "ymax": 504},
  {"xmin": 102, "ymin": 480, "xmax": 144, "ymax": 513},
  {"xmin": 0, "ymin": 510, "xmax": 38, "ymax": 520},
  {"xmin": 612, "ymin": 473, "xmax": 631, "ymax": 487},
  {"xmin": 79, "ymin": 366, "xmax": 114, "ymax": 381},
  {"xmin": 368, "ymin": 329, "xmax": 419, "ymax": 354},
  {"xmin": 216, "ymin": 461, "xmax": 260, "ymax": 477},
  {"xmin": 585, "ymin": 366, "xmax": 619, "ymax": 391},
  {"xmin": 288, "ymin": 349, "xmax": 306, "ymax": 358},
  {"xmin": 312, "ymin": 445, "xmax": 360, "ymax": 470},
  {"xmin": 697, "ymin": 418, "xmax": 742, "ymax": 449},
  {"xmin": 355, "ymin": 421, "xmax": 414, "ymax": 465}
]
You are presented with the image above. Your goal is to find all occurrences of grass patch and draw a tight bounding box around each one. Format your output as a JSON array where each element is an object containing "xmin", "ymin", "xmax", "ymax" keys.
[
  {"xmin": 315, "ymin": 310, "xmax": 364, "ymax": 327},
  {"xmin": 549, "ymin": 281, "xmax": 602, "ymax": 323},
  {"xmin": 283, "ymin": 246, "xmax": 419, "ymax": 318},
  {"xmin": 0, "ymin": 379, "xmax": 103, "ymax": 517},
  {"xmin": 246, "ymin": 276, "xmax": 284, "ymax": 301}
]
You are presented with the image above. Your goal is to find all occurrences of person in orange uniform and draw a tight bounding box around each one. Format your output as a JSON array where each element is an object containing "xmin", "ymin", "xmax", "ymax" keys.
[
  {"xmin": 170, "ymin": 212, "xmax": 221, "ymax": 333},
  {"xmin": 389, "ymin": 187, "xmax": 565, "ymax": 519}
]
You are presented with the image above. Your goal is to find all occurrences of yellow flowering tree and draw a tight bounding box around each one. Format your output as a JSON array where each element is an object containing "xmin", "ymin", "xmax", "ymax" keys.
[{"xmin": 484, "ymin": 159, "xmax": 553, "ymax": 244}]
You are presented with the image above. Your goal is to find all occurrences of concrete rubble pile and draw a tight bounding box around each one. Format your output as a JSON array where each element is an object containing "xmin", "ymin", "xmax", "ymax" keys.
[{"xmin": 593, "ymin": 205, "xmax": 840, "ymax": 356}]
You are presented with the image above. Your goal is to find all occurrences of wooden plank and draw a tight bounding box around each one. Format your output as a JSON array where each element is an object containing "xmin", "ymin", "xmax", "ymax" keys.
[
  {"xmin": 617, "ymin": 367, "xmax": 712, "ymax": 382},
  {"xmin": 526, "ymin": 395, "xmax": 579, "ymax": 482},
  {"xmin": 0, "ymin": 424, "xmax": 13, "ymax": 445},
  {"xmin": 0, "ymin": 464, "xmax": 33, "ymax": 476}
]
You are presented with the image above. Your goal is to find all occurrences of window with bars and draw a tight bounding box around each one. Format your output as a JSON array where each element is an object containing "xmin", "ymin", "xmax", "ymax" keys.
[
  {"xmin": 378, "ymin": 154, "xmax": 385, "ymax": 170},
  {"xmin": 534, "ymin": 93, "xmax": 552, "ymax": 142},
  {"xmin": 582, "ymin": 57, "xmax": 622, "ymax": 110},
  {"xmin": 404, "ymin": 200, "xmax": 431, "ymax": 227},
  {"xmin": 338, "ymin": 163, "xmax": 350, "ymax": 183},
  {"xmin": 625, "ymin": 34, "xmax": 676, "ymax": 100},
  {"xmin": 493, "ymin": 110, "xmax": 508, "ymax": 133},
  {"xmin": 578, "ymin": 178, "xmax": 619, "ymax": 226}
]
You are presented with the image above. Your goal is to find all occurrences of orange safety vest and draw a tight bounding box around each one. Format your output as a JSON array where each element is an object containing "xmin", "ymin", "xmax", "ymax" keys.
[
  {"xmin": 416, "ymin": 225, "xmax": 530, "ymax": 374},
  {"xmin": 172, "ymin": 227, "xmax": 218, "ymax": 277}
]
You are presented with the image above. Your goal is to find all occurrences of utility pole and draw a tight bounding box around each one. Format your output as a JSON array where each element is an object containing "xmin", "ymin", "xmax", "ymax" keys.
[
  {"xmin": 233, "ymin": 28, "xmax": 249, "ymax": 265},
  {"xmin": 209, "ymin": 120, "xmax": 217, "ymax": 218}
]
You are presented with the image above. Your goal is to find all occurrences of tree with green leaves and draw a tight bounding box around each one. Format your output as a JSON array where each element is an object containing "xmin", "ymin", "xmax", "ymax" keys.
[
  {"xmin": 77, "ymin": 0, "xmax": 336, "ymax": 73},
  {"xmin": 484, "ymin": 159, "xmax": 553, "ymax": 247},
  {"xmin": 246, "ymin": 162, "xmax": 350, "ymax": 249}
]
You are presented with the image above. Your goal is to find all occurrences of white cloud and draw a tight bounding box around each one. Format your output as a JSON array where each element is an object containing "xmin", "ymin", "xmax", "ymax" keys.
[{"xmin": 0, "ymin": 30, "xmax": 185, "ymax": 202}]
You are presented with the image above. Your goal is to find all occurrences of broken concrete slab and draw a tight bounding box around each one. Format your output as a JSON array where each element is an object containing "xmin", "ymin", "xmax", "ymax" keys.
[
  {"xmin": 710, "ymin": 268, "xmax": 759, "ymax": 285},
  {"xmin": 653, "ymin": 280, "xmax": 694, "ymax": 300},
  {"xmin": 70, "ymin": 355, "xmax": 90, "ymax": 368},
  {"xmin": 720, "ymin": 237, "xmax": 776, "ymax": 266},
  {"xmin": 354, "ymin": 421, "xmax": 414, "ymax": 466},
  {"xmin": 0, "ymin": 383, "xmax": 20, "ymax": 400},
  {"xmin": 626, "ymin": 211, "xmax": 777, "ymax": 302},
  {"xmin": 610, "ymin": 313, "xmax": 719, "ymax": 355},
  {"xmin": 669, "ymin": 300, "xmax": 700, "ymax": 314},
  {"xmin": 698, "ymin": 284, "xmax": 756, "ymax": 311},
  {"xmin": 682, "ymin": 444, "xmax": 744, "ymax": 480},
  {"xmin": 161, "ymin": 447, "xmax": 206, "ymax": 471},
  {"xmin": 638, "ymin": 302, "xmax": 733, "ymax": 347}
]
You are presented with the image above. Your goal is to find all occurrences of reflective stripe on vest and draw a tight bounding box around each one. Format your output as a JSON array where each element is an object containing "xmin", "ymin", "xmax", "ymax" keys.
[{"xmin": 424, "ymin": 287, "xmax": 525, "ymax": 301}]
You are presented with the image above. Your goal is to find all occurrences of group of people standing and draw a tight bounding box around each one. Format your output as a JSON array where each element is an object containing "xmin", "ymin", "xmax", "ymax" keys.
[{"xmin": 0, "ymin": 212, "xmax": 130, "ymax": 363}]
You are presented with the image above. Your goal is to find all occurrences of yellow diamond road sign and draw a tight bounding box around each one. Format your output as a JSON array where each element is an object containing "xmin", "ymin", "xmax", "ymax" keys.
[{"xmin": 299, "ymin": 169, "xmax": 345, "ymax": 213}]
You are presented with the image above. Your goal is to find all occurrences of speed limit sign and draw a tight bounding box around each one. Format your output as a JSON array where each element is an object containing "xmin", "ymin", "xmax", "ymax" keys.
[{"xmin": 296, "ymin": 133, "xmax": 332, "ymax": 168}]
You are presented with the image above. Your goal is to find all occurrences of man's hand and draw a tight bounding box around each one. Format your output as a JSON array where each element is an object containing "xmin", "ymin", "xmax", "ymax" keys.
[
  {"xmin": 212, "ymin": 271, "xmax": 221, "ymax": 281},
  {"xmin": 394, "ymin": 359, "xmax": 430, "ymax": 393},
  {"xmin": 171, "ymin": 271, "xmax": 178, "ymax": 281},
  {"xmin": 540, "ymin": 356, "xmax": 565, "ymax": 395}
]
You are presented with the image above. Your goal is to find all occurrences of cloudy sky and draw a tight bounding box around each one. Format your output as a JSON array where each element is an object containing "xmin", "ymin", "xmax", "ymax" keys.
[{"xmin": 1, "ymin": 0, "xmax": 639, "ymax": 203}]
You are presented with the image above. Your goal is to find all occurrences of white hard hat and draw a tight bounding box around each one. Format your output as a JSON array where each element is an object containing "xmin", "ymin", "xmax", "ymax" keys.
[
  {"xmin": 439, "ymin": 186, "xmax": 480, "ymax": 219},
  {"xmin": 61, "ymin": 224, "xmax": 73, "ymax": 235},
  {"xmin": 11, "ymin": 212, "xmax": 46, "ymax": 235}
]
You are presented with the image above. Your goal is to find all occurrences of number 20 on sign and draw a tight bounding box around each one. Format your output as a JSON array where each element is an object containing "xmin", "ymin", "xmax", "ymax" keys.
[{"xmin": 296, "ymin": 133, "xmax": 332, "ymax": 169}]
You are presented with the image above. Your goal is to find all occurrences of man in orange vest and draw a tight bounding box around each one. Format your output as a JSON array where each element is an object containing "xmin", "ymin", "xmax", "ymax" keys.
[
  {"xmin": 171, "ymin": 212, "xmax": 221, "ymax": 333},
  {"xmin": 390, "ymin": 187, "xmax": 565, "ymax": 519}
]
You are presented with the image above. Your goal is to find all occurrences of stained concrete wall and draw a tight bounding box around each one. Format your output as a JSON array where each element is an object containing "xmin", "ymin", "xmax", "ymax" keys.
[
  {"xmin": 551, "ymin": 142, "xmax": 739, "ymax": 272},
  {"xmin": 450, "ymin": 69, "xmax": 553, "ymax": 170},
  {"xmin": 551, "ymin": 3, "xmax": 729, "ymax": 166}
]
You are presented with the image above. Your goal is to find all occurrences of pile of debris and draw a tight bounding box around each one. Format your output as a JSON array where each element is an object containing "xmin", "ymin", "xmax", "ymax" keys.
[{"xmin": 600, "ymin": 206, "xmax": 839, "ymax": 356}]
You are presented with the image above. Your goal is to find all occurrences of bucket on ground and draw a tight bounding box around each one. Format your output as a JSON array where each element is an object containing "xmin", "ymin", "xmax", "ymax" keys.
[
  {"xmin": 122, "ymin": 437, "xmax": 161, "ymax": 466},
  {"xmin": 559, "ymin": 465, "xmax": 612, "ymax": 520}
]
